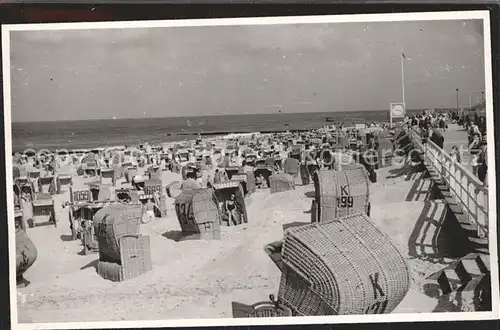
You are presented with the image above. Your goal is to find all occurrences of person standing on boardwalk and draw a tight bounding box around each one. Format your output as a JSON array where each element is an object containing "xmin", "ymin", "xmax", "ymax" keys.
[
  {"xmin": 478, "ymin": 116, "xmax": 487, "ymax": 137},
  {"xmin": 428, "ymin": 128, "xmax": 444, "ymax": 149},
  {"xmin": 477, "ymin": 138, "xmax": 488, "ymax": 186},
  {"xmin": 450, "ymin": 146, "xmax": 462, "ymax": 163}
]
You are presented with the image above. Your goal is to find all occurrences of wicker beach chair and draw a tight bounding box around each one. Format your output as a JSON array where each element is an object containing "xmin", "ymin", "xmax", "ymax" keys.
[
  {"xmin": 67, "ymin": 187, "xmax": 93, "ymax": 240},
  {"xmin": 30, "ymin": 191, "xmax": 57, "ymax": 228},
  {"xmin": 265, "ymin": 213, "xmax": 410, "ymax": 316},
  {"xmin": 38, "ymin": 175, "xmax": 56, "ymax": 195},
  {"xmin": 27, "ymin": 170, "xmax": 41, "ymax": 183},
  {"xmin": 212, "ymin": 181, "xmax": 248, "ymax": 226},
  {"xmin": 232, "ymin": 295, "xmax": 293, "ymax": 318},
  {"xmin": 135, "ymin": 179, "xmax": 167, "ymax": 218},
  {"xmin": 124, "ymin": 165, "xmax": 138, "ymax": 183},
  {"xmin": 312, "ymin": 167, "xmax": 370, "ymax": 223},
  {"xmin": 269, "ymin": 173, "xmax": 295, "ymax": 194},
  {"xmin": 174, "ymin": 189, "xmax": 221, "ymax": 240},
  {"xmin": 94, "ymin": 204, "xmax": 152, "ymax": 282},
  {"xmin": 224, "ymin": 166, "xmax": 242, "ymax": 180},
  {"xmin": 86, "ymin": 182, "xmax": 116, "ymax": 202},
  {"xmin": 254, "ymin": 166, "xmax": 273, "ymax": 188},
  {"xmin": 56, "ymin": 174, "xmax": 73, "ymax": 195},
  {"xmin": 100, "ymin": 168, "xmax": 116, "ymax": 186},
  {"xmin": 16, "ymin": 227, "xmax": 37, "ymax": 287},
  {"xmin": 146, "ymin": 165, "xmax": 161, "ymax": 180},
  {"xmin": 231, "ymin": 172, "xmax": 256, "ymax": 195},
  {"xmin": 166, "ymin": 181, "xmax": 182, "ymax": 198}
]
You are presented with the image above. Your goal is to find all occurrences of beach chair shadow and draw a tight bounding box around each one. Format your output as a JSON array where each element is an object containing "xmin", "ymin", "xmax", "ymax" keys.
[
  {"xmin": 282, "ymin": 222, "xmax": 308, "ymax": 232},
  {"xmin": 407, "ymin": 201, "xmax": 471, "ymax": 262},
  {"xmin": 162, "ymin": 230, "xmax": 192, "ymax": 242},
  {"xmin": 80, "ymin": 259, "xmax": 99, "ymax": 271},
  {"xmin": 231, "ymin": 297, "xmax": 292, "ymax": 318},
  {"xmin": 304, "ymin": 191, "xmax": 315, "ymax": 199},
  {"xmin": 423, "ymin": 283, "xmax": 442, "ymax": 298},
  {"xmin": 60, "ymin": 234, "xmax": 73, "ymax": 242}
]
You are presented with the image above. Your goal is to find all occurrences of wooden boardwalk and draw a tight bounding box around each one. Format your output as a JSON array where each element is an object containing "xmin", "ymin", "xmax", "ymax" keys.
[{"xmin": 409, "ymin": 125, "xmax": 489, "ymax": 255}]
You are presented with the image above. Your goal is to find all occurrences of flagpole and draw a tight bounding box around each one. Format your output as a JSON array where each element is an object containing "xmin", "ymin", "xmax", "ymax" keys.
[{"xmin": 401, "ymin": 48, "xmax": 406, "ymax": 107}]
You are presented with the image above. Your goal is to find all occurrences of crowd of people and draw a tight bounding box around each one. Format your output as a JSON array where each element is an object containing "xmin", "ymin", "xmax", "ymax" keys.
[{"xmin": 404, "ymin": 110, "xmax": 488, "ymax": 186}]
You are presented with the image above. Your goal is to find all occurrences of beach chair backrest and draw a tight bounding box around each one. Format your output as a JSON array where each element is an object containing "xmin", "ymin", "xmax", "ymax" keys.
[
  {"xmin": 144, "ymin": 179, "xmax": 162, "ymax": 196},
  {"xmin": 70, "ymin": 186, "xmax": 92, "ymax": 203},
  {"xmin": 28, "ymin": 171, "xmax": 40, "ymax": 180}
]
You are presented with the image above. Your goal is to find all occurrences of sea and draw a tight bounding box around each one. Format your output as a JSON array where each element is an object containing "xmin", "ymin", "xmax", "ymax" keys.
[{"xmin": 11, "ymin": 109, "xmax": 437, "ymax": 153}]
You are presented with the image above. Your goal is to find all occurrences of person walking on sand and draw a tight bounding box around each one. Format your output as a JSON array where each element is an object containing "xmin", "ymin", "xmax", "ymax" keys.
[
  {"xmin": 283, "ymin": 152, "xmax": 300, "ymax": 183},
  {"xmin": 214, "ymin": 169, "xmax": 222, "ymax": 184},
  {"xmin": 205, "ymin": 174, "xmax": 213, "ymax": 189},
  {"xmin": 306, "ymin": 150, "xmax": 320, "ymax": 179}
]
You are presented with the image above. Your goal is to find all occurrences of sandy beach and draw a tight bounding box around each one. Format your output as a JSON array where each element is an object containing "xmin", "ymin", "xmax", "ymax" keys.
[{"xmin": 17, "ymin": 162, "xmax": 459, "ymax": 323}]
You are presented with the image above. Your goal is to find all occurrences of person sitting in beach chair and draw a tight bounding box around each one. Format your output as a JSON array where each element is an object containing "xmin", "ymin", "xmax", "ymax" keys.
[
  {"xmin": 221, "ymin": 170, "xmax": 229, "ymax": 183},
  {"xmin": 225, "ymin": 194, "xmax": 242, "ymax": 226},
  {"xmin": 142, "ymin": 200, "xmax": 156, "ymax": 224},
  {"xmin": 256, "ymin": 174, "xmax": 267, "ymax": 189},
  {"xmin": 132, "ymin": 175, "xmax": 145, "ymax": 191}
]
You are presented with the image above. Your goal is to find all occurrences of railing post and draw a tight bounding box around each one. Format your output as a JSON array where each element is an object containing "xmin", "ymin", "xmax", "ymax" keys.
[
  {"xmin": 461, "ymin": 175, "xmax": 469, "ymax": 219},
  {"xmin": 476, "ymin": 189, "xmax": 486, "ymax": 238},
  {"xmin": 467, "ymin": 181, "xmax": 477, "ymax": 227},
  {"xmin": 452, "ymin": 168, "xmax": 460, "ymax": 204}
]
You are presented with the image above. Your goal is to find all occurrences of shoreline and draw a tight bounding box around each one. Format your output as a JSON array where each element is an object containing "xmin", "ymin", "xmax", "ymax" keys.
[{"xmin": 12, "ymin": 128, "xmax": 319, "ymax": 155}]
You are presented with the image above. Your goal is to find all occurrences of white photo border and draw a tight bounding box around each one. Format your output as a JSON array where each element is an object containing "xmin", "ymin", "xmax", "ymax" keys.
[{"xmin": 3, "ymin": 10, "xmax": 498, "ymax": 330}]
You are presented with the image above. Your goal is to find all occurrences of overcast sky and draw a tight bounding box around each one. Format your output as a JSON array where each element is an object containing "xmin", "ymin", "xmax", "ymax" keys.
[{"xmin": 9, "ymin": 19, "xmax": 485, "ymax": 122}]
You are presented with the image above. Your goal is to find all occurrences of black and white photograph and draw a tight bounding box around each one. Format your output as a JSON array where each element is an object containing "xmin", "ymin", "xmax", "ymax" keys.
[{"xmin": 4, "ymin": 11, "xmax": 498, "ymax": 329}]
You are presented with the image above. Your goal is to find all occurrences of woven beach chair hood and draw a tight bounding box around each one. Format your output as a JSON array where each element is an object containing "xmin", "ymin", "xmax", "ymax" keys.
[
  {"xmin": 278, "ymin": 212, "xmax": 410, "ymax": 316},
  {"xmin": 174, "ymin": 188, "xmax": 221, "ymax": 239},
  {"xmin": 181, "ymin": 180, "xmax": 202, "ymax": 191},
  {"xmin": 16, "ymin": 229, "xmax": 38, "ymax": 278},
  {"xmin": 93, "ymin": 204, "xmax": 143, "ymax": 264},
  {"xmin": 270, "ymin": 173, "xmax": 294, "ymax": 183}
]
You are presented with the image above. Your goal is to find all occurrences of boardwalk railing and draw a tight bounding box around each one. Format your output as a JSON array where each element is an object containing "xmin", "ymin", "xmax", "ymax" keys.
[{"xmin": 409, "ymin": 129, "xmax": 489, "ymax": 239}]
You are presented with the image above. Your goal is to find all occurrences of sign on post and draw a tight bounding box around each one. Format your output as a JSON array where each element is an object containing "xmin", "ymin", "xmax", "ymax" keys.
[{"xmin": 389, "ymin": 103, "xmax": 406, "ymax": 126}]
